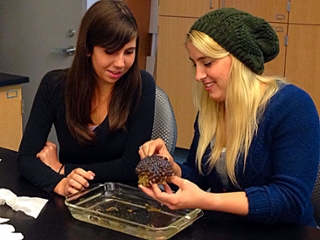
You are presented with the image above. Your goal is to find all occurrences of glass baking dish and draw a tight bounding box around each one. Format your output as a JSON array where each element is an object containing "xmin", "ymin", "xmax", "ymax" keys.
[{"xmin": 65, "ymin": 182, "xmax": 203, "ymax": 239}]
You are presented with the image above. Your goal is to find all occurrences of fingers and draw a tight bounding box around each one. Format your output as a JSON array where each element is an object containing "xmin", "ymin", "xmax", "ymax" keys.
[
  {"xmin": 73, "ymin": 168, "xmax": 95, "ymax": 182},
  {"xmin": 169, "ymin": 175, "xmax": 180, "ymax": 184},
  {"xmin": 138, "ymin": 141, "xmax": 155, "ymax": 158},
  {"xmin": 65, "ymin": 168, "xmax": 95, "ymax": 194},
  {"xmin": 68, "ymin": 174, "xmax": 87, "ymax": 190},
  {"xmin": 138, "ymin": 138, "xmax": 168, "ymax": 158},
  {"xmin": 65, "ymin": 182, "xmax": 82, "ymax": 196},
  {"xmin": 86, "ymin": 170, "xmax": 95, "ymax": 177},
  {"xmin": 36, "ymin": 142, "xmax": 57, "ymax": 159},
  {"xmin": 139, "ymin": 182, "xmax": 173, "ymax": 195},
  {"xmin": 138, "ymin": 183, "xmax": 182, "ymax": 210},
  {"xmin": 138, "ymin": 178, "xmax": 190, "ymax": 211},
  {"xmin": 138, "ymin": 183, "xmax": 168, "ymax": 207},
  {"xmin": 151, "ymin": 183, "xmax": 164, "ymax": 196},
  {"xmin": 162, "ymin": 183, "xmax": 173, "ymax": 194},
  {"xmin": 138, "ymin": 146, "xmax": 147, "ymax": 159},
  {"xmin": 45, "ymin": 141, "xmax": 57, "ymax": 148},
  {"xmin": 138, "ymin": 184, "xmax": 156, "ymax": 199},
  {"xmin": 169, "ymin": 175, "xmax": 186, "ymax": 187},
  {"xmin": 139, "ymin": 183, "xmax": 172, "ymax": 199}
]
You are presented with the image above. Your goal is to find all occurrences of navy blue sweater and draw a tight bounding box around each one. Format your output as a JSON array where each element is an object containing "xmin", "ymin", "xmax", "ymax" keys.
[{"xmin": 180, "ymin": 83, "xmax": 320, "ymax": 226}]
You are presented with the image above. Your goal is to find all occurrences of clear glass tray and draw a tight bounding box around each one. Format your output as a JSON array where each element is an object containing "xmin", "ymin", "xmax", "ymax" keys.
[{"xmin": 65, "ymin": 182, "xmax": 203, "ymax": 239}]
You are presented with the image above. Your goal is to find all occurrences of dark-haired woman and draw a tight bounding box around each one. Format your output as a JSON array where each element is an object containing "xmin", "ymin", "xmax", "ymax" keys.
[{"xmin": 18, "ymin": 0, "xmax": 156, "ymax": 196}]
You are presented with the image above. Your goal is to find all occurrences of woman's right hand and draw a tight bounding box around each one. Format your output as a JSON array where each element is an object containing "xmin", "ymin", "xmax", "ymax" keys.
[
  {"xmin": 138, "ymin": 138, "xmax": 182, "ymax": 177},
  {"xmin": 36, "ymin": 141, "xmax": 61, "ymax": 172},
  {"xmin": 54, "ymin": 168, "xmax": 95, "ymax": 196},
  {"xmin": 139, "ymin": 176, "xmax": 206, "ymax": 210}
]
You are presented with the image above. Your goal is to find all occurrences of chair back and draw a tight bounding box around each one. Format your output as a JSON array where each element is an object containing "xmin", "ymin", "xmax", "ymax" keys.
[
  {"xmin": 151, "ymin": 86, "xmax": 177, "ymax": 155},
  {"xmin": 311, "ymin": 164, "xmax": 320, "ymax": 228}
]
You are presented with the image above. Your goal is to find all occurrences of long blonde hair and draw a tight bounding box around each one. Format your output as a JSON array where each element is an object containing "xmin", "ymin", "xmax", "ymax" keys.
[{"xmin": 188, "ymin": 30, "xmax": 285, "ymax": 186}]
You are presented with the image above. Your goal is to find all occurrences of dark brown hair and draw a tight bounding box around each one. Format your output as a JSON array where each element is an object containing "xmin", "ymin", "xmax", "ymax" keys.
[{"xmin": 65, "ymin": 0, "xmax": 141, "ymax": 145}]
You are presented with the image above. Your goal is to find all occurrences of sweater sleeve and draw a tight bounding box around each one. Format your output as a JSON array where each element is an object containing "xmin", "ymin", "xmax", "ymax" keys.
[
  {"xmin": 64, "ymin": 70, "xmax": 156, "ymax": 185},
  {"xmin": 17, "ymin": 70, "xmax": 66, "ymax": 194},
  {"xmin": 244, "ymin": 85, "xmax": 320, "ymax": 226}
]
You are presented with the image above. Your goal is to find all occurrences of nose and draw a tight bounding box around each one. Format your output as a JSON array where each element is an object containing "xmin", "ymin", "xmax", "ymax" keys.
[
  {"xmin": 113, "ymin": 53, "xmax": 125, "ymax": 68},
  {"xmin": 195, "ymin": 66, "xmax": 206, "ymax": 82}
]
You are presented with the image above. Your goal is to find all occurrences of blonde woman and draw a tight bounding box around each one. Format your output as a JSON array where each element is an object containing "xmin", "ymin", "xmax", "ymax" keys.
[{"xmin": 138, "ymin": 8, "xmax": 320, "ymax": 227}]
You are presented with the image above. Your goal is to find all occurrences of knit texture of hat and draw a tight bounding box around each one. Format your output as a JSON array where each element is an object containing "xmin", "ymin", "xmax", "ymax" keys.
[{"xmin": 189, "ymin": 8, "xmax": 279, "ymax": 75}]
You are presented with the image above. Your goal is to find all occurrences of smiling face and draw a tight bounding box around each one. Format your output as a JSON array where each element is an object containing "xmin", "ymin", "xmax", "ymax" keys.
[
  {"xmin": 91, "ymin": 38, "xmax": 137, "ymax": 86},
  {"xmin": 186, "ymin": 41, "xmax": 232, "ymax": 102}
]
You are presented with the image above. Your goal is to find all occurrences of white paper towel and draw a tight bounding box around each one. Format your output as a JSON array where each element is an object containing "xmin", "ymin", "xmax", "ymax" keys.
[
  {"xmin": 0, "ymin": 218, "xmax": 24, "ymax": 240},
  {"xmin": 0, "ymin": 188, "xmax": 48, "ymax": 219}
]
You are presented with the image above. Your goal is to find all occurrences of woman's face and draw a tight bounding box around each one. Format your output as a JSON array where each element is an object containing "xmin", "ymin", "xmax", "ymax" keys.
[
  {"xmin": 91, "ymin": 38, "xmax": 136, "ymax": 86},
  {"xmin": 186, "ymin": 41, "xmax": 232, "ymax": 102}
]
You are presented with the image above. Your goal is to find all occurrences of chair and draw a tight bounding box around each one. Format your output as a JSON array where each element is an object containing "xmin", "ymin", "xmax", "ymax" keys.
[
  {"xmin": 311, "ymin": 164, "xmax": 320, "ymax": 228},
  {"xmin": 151, "ymin": 86, "xmax": 177, "ymax": 155}
]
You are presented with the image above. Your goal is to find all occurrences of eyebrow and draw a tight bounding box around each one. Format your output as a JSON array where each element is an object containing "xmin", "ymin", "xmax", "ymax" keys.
[
  {"xmin": 189, "ymin": 56, "xmax": 210, "ymax": 61},
  {"xmin": 126, "ymin": 47, "xmax": 136, "ymax": 50}
]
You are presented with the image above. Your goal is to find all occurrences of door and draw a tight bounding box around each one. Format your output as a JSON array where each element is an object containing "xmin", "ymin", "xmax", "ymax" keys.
[
  {"xmin": 285, "ymin": 24, "xmax": 320, "ymax": 112},
  {"xmin": 0, "ymin": 0, "xmax": 86, "ymax": 145},
  {"xmin": 221, "ymin": 0, "xmax": 289, "ymax": 23},
  {"xmin": 289, "ymin": 0, "xmax": 320, "ymax": 25},
  {"xmin": 263, "ymin": 23, "xmax": 287, "ymax": 77},
  {"xmin": 159, "ymin": 0, "xmax": 219, "ymax": 18},
  {"xmin": 156, "ymin": 16, "xmax": 197, "ymax": 149},
  {"xmin": 0, "ymin": 85, "xmax": 22, "ymax": 150}
]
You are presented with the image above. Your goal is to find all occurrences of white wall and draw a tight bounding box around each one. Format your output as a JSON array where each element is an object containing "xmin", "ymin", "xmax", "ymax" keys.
[
  {"xmin": 87, "ymin": 0, "xmax": 99, "ymax": 9},
  {"xmin": 0, "ymin": 0, "xmax": 85, "ymax": 145}
]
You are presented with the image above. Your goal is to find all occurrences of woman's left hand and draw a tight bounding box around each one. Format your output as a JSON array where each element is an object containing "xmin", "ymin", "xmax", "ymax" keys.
[
  {"xmin": 138, "ymin": 175, "xmax": 206, "ymax": 210},
  {"xmin": 36, "ymin": 141, "xmax": 61, "ymax": 172},
  {"xmin": 53, "ymin": 168, "xmax": 95, "ymax": 196}
]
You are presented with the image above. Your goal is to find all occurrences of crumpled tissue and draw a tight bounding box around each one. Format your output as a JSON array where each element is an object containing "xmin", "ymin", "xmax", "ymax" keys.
[
  {"xmin": 0, "ymin": 217, "xmax": 24, "ymax": 240},
  {"xmin": 0, "ymin": 188, "xmax": 48, "ymax": 218}
]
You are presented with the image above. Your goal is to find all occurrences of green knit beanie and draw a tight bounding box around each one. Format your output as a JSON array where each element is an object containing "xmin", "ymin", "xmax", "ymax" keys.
[{"xmin": 189, "ymin": 8, "xmax": 279, "ymax": 75}]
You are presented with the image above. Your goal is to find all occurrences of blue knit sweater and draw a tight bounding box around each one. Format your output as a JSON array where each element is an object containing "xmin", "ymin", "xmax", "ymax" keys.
[{"xmin": 179, "ymin": 83, "xmax": 320, "ymax": 226}]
